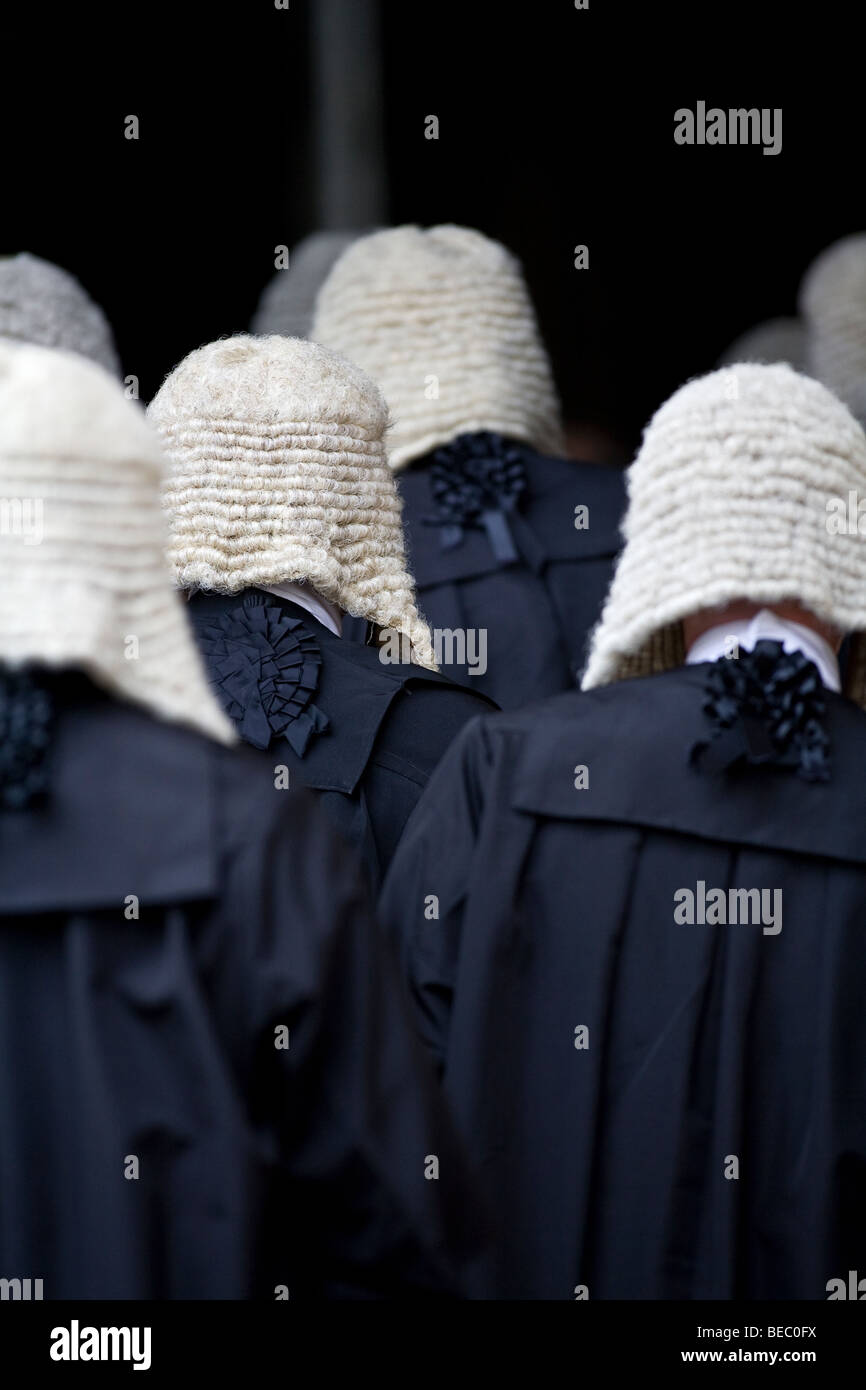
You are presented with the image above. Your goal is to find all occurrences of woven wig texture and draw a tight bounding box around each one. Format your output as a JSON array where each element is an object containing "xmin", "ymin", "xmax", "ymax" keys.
[
  {"xmin": 799, "ymin": 233, "xmax": 866, "ymax": 425},
  {"xmin": 0, "ymin": 340, "xmax": 234, "ymax": 743},
  {"xmin": 149, "ymin": 334, "xmax": 437, "ymax": 668},
  {"xmin": 582, "ymin": 362, "xmax": 866, "ymax": 709},
  {"xmin": 0, "ymin": 253, "xmax": 120, "ymax": 376},
  {"xmin": 312, "ymin": 224, "xmax": 565, "ymax": 471}
]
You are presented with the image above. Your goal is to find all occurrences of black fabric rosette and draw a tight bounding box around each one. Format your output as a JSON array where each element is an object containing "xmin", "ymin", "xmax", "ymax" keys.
[
  {"xmin": 197, "ymin": 594, "xmax": 329, "ymax": 756},
  {"xmin": 422, "ymin": 432, "xmax": 528, "ymax": 562},
  {"xmin": 690, "ymin": 639, "xmax": 830, "ymax": 783},
  {"xmin": 0, "ymin": 667, "xmax": 55, "ymax": 809}
]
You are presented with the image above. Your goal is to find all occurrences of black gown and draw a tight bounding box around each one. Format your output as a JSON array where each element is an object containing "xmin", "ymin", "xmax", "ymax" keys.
[
  {"xmin": 345, "ymin": 433, "xmax": 626, "ymax": 708},
  {"xmin": 0, "ymin": 671, "xmax": 482, "ymax": 1298},
  {"xmin": 187, "ymin": 588, "xmax": 496, "ymax": 889},
  {"xmin": 380, "ymin": 646, "xmax": 866, "ymax": 1299}
]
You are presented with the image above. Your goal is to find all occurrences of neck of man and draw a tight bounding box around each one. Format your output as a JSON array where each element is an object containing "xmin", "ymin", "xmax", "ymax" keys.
[{"xmin": 683, "ymin": 601, "xmax": 844, "ymax": 693}]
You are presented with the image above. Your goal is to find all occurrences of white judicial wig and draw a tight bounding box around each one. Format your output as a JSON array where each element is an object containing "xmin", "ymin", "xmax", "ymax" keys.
[
  {"xmin": 0, "ymin": 339, "xmax": 233, "ymax": 742},
  {"xmin": 312, "ymin": 224, "xmax": 565, "ymax": 472},
  {"xmin": 582, "ymin": 362, "xmax": 866, "ymax": 709}
]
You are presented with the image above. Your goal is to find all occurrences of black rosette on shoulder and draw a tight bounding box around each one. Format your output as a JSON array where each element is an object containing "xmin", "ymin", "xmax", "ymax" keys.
[
  {"xmin": 423, "ymin": 431, "xmax": 528, "ymax": 562},
  {"xmin": 0, "ymin": 667, "xmax": 56, "ymax": 810},
  {"xmin": 690, "ymin": 639, "xmax": 830, "ymax": 783},
  {"xmin": 198, "ymin": 594, "xmax": 329, "ymax": 756}
]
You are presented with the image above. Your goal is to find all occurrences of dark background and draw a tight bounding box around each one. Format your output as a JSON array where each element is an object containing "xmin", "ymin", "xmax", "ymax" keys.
[{"xmin": 3, "ymin": 0, "xmax": 861, "ymax": 451}]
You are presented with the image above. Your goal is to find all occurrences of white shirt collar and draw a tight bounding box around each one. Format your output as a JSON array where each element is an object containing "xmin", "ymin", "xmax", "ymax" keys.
[
  {"xmin": 685, "ymin": 608, "xmax": 840, "ymax": 692},
  {"xmin": 258, "ymin": 581, "xmax": 344, "ymax": 638}
]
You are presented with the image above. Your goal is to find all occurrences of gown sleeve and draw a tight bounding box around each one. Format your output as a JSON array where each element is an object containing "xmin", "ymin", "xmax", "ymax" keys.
[
  {"xmin": 225, "ymin": 784, "xmax": 485, "ymax": 1298},
  {"xmin": 379, "ymin": 715, "xmax": 494, "ymax": 1076}
]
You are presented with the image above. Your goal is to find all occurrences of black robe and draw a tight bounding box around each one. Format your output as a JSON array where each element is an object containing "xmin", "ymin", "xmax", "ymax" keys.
[
  {"xmin": 345, "ymin": 433, "xmax": 625, "ymax": 708},
  {"xmin": 187, "ymin": 589, "xmax": 495, "ymax": 889},
  {"xmin": 380, "ymin": 651, "xmax": 866, "ymax": 1299},
  {"xmin": 0, "ymin": 672, "xmax": 482, "ymax": 1298}
]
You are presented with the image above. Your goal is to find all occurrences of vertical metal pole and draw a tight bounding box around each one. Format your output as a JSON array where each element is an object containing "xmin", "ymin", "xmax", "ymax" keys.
[{"xmin": 309, "ymin": 0, "xmax": 387, "ymax": 228}]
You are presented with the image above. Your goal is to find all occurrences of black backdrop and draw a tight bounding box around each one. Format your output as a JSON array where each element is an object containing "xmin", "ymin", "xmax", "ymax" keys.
[{"xmin": 3, "ymin": 0, "xmax": 862, "ymax": 449}]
